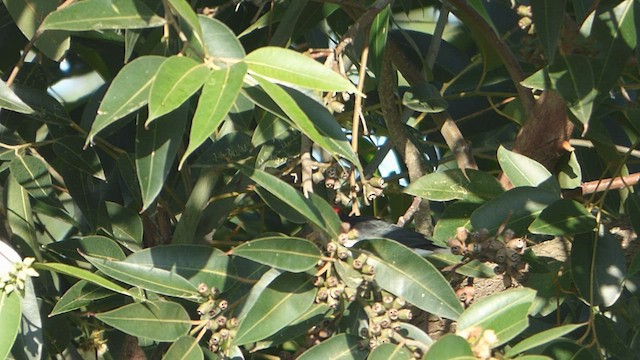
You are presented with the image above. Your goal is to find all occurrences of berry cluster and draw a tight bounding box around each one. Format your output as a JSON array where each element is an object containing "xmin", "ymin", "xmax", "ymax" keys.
[
  {"xmin": 448, "ymin": 227, "xmax": 528, "ymax": 289},
  {"xmin": 195, "ymin": 284, "xmax": 237, "ymax": 354}
]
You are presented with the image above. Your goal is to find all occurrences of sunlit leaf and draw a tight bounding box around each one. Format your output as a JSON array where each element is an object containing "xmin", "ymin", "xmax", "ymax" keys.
[
  {"xmin": 405, "ymin": 169, "xmax": 503, "ymax": 203},
  {"xmin": 199, "ymin": 15, "xmax": 245, "ymax": 61},
  {"xmin": 40, "ymin": 0, "xmax": 165, "ymax": 31},
  {"xmin": 88, "ymin": 56, "xmax": 165, "ymax": 144},
  {"xmin": 50, "ymin": 280, "xmax": 114, "ymax": 316},
  {"xmin": 9, "ymin": 155, "xmax": 61, "ymax": 207},
  {"xmin": 162, "ymin": 335, "xmax": 203, "ymax": 360},
  {"xmin": 231, "ymin": 236, "xmax": 322, "ymax": 272},
  {"xmin": 356, "ymin": 238, "xmax": 463, "ymax": 320},
  {"xmin": 497, "ymin": 146, "xmax": 560, "ymax": 194},
  {"xmin": 368, "ymin": 343, "xmax": 412, "ymax": 360},
  {"xmin": 233, "ymin": 272, "xmax": 316, "ymax": 345},
  {"xmin": 457, "ymin": 288, "xmax": 536, "ymax": 346},
  {"xmin": 424, "ymin": 334, "xmax": 474, "ymax": 360},
  {"xmin": 0, "ymin": 291, "xmax": 21, "ymax": 360},
  {"xmin": 147, "ymin": 56, "xmax": 209, "ymax": 125},
  {"xmin": 166, "ymin": 0, "xmax": 204, "ymax": 53},
  {"xmin": 297, "ymin": 334, "xmax": 368, "ymax": 360},
  {"xmin": 505, "ymin": 323, "xmax": 585, "ymax": 357},
  {"xmin": 529, "ymin": 199, "xmax": 595, "ymax": 235},
  {"xmin": 245, "ymin": 47, "xmax": 359, "ymax": 93},
  {"xmin": 0, "ymin": 80, "xmax": 33, "ymax": 114},
  {"xmin": 53, "ymin": 135, "xmax": 105, "ymax": 180},
  {"xmin": 95, "ymin": 301, "xmax": 191, "ymax": 341}
]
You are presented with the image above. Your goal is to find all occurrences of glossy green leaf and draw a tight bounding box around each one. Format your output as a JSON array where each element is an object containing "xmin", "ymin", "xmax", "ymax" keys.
[
  {"xmin": 181, "ymin": 62, "xmax": 247, "ymax": 168},
  {"xmin": 245, "ymin": 47, "xmax": 359, "ymax": 93},
  {"xmin": 167, "ymin": 0, "xmax": 204, "ymax": 53},
  {"xmin": 50, "ymin": 280, "xmax": 114, "ymax": 316},
  {"xmin": 34, "ymin": 262, "xmax": 139, "ymax": 300},
  {"xmin": 0, "ymin": 80, "xmax": 33, "ymax": 114},
  {"xmin": 46, "ymin": 235, "xmax": 126, "ymax": 261},
  {"xmin": 368, "ymin": 343, "xmax": 412, "ymax": 360},
  {"xmin": 147, "ymin": 56, "xmax": 209, "ymax": 124},
  {"xmin": 14, "ymin": 278, "xmax": 43, "ymax": 359},
  {"xmin": 497, "ymin": 146, "xmax": 560, "ymax": 194},
  {"xmin": 557, "ymin": 151, "xmax": 582, "ymax": 189},
  {"xmin": 254, "ymin": 186, "xmax": 307, "ymax": 223},
  {"xmin": 405, "ymin": 169, "xmax": 504, "ymax": 203},
  {"xmin": 0, "ymin": 291, "xmax": 21, "ymax": 360},
  {"xmin": 124, "ymin": 245, "xmax": 237, "ymax": 292},
  {"xmin": 593, "ymin": 0, "xmax": 637, "ymax": 95},
  {"xmin": 505, "ymin": 323, "xmax": 585, "ymax": 357},
  {"xmin": 6, "ymin": 173, "xmax": 40, "ymax": 260},
  {"xmin": 531, "ymin": 0, "xmax": 566, "ymax": 64},
  {"xmin": 356, "ymin": 238, "xmax": 463, "ymax": 320},
  {"xmin": 162, "ymin": 335, "xmax": 203, "ymax": 360},
  {"xmin": 95, "ymin": 301, "xmax": 191, "ymax": 342},
  {"xmin": 172, "ymin": 168, "xmax": 219, "ymax": 244},
  {"xmin": 199, "ymin": 15, "xmax": 245, "ymax": 61},
  {"xmin": 426, "ymin": 254, "xmax": 495, "ymax": 279},
  {"xmin": 89, "ymin": 55, "xmax": 165, "ymax": 144},
  {"xmin": 368, "ymin": 4, "xmax": 390, "ymax": 77},
  {"xmin": 231, "ymin": 236, "xmax": 322, "ymax": 272},
  {"xmin": 40, "ymin": 0, "xmax": 165, "ymax": 31},
  {"xmin": 529, "ymin": 199, "xmax": 595, "ymax": 235},
  {"xmin": 83, "ymin": 253, "xmax": 200, "ymax": 299},
  {"xmin": 554, "ymin": 55, "xmax": 597, "ymax": 132},
  {"xmin": 237, "ymin": 165, "xmax": 341, "ymax": 238},
  {"xmin": 9, "ymin": 155, "xmax": 60, "ymax": 207},
  {"xmin": 257, "ymin": 303, "xmax": 330, "ymax": 350},
  {"xmin": 252, "ymin": 78, "xmax": 360, "ymax": 168},
  {"xmin": 103, "ymin": 201, "xmax": 143, "ymax": 251},
  {"xmin": 3, "ymin": 0, "xmax": 69, "ymax": 60},
  {"xmin": 58, "ymin": 168, "xmax": 104, "ymax": 231},
  {"xmin": 53, "ymin": 135, "xmax": 105, "ymax": 180},
  {"xmin": 269, "ymin": 0, "xmax": 308, "ymax": 46},
  {"xmin": 136, "ymin": 107, "xmax": 188, "ymax": 211},
  {"xmin": 571, "ymin": 229, "xmax": 626, "ymax": 307},
  {"xmin": 471, "ymin": 187, "xmax": 559, "ymax": 234},
  {"xmin": 297, "ymin": 334, "xmax": 368, "ymax": 360},
  {"xmin": 424, "ymin": 334, "xmax": 475, "ymax": 360},
  {"xmin": 193, "ymin": 132, "xmax": 256, "ymax": 166},
  {"xmin": 542, "ymin": 341, "xmax": 594, "ymax": 360},
  {"xmin": 457, "ymin": 288, "xmax": 536, "ymax": 346},
  {"xmin": 233, "ymin": 272, "xmax": 316, "ymax": 345}
]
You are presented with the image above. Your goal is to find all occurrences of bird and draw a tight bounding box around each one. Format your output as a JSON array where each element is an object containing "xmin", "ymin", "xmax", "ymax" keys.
[{"xmin": 336, "ymin": 210, "xmax": 443, "ymax": 254}]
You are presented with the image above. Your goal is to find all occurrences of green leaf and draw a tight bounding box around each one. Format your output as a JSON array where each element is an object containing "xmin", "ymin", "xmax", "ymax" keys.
[
  {"xmin": 6, "ymin": 173, "xmax": 40, "ymax": 260},
  {"xmin": 58, "ymin": 168, "xmax": 105, "ymax": 231},
  {"xmin": 136, "ymin": 107, "xmax": 188, "ymax": 211},
  {"xmin": 46, "ymin": 235, "xmax": 126, "ymax": 261},
  {"xmin": 237, "ymin": 165, "xmax": 341, "ymax": 238},
  {"xmin": 147, "ymin": 56, "xmax": 209, "ymax": 125},
  {"xmin": 0, "ymin": 80, "xmax": 33, "ymax": 114},
  {"xmin": 432, "ymin": 202, "xmax": 478, "ymax": 244},
  {"xmin": 497, "ymin": 146, "xmax": 560, "ymax": 194},
  {"xmin": 426, "ymin": 254, "xmax": 495, "ymax": 279},
  {"xmin": 529, "ymin": 199, "xmax": 595, "ymax": 235},
  {"xmin": 103, "ymin": 201, "xmax": 143, "ymax": 251},
  {"xmin": 89, "ymin": 55, "xmax": 165, "ymax": 144},
  {"xmin": 50, "ymin": 280, "xmax": 114, "ymax": 316},
  {"xmin": 405, "ymin": 169, "xmax": 504, "ymax": 203},
  {"xmin": 257, "ymin": 303, "xmax": 330, "ymax": 350},
  {"xmin": 425, "ymin": 334, "xmax": 475, "ymax": 360},
  {"xmin": 199, "ymin": 15, "xmax": 246, "ymax": 61},
  {"xmin": 166, "ymin": 0, "xmax": 204, "ymax": 53},
  {"xmin": 368, "ymin": 4, "xmax": 391, "ymax": 77},
  {"xmin": 9, "ymin": 155, "xmax": 61, "ymax": 208},
  {"xmin": 251, "ymin": 79, "xmax": 361, "ymax": 168},
  {"xmin": 10, "ymin": 84, "xmax": 72, "ymax": 125},
  {"xmin": 180, "ymin": 62, "xmax": 247, "ymax": 168},
  {"xmin": 471, "ymin": 187, "xmax": 559, "ymax": 234},
  {"xmin": 3, "ymin": 0, "xmax": 69, "ymax": 60},
  {"xmin": 356, "ymin": 238, "xmax": 464, "ymax": 320},
  {"xmin": 172, "ymin": 169, "xmax": 219, "ymax": 244},
  {"xmin": 505, "ymin": 323, "xmax": 585, "ymax": 357},
  {"xmin": 592, "ymin": 0, "xmax": 637, "ymax": 95},
  {"xmin": 231, "ymin": 236, "xmax": 322, "ymax": 272},
  {"xmin": 95, "ymin": 301, "xmax": 191, "ymax": 342},
  {"xmin": 245, "ymin": 47, "xmax": 359, "ymax": 93},
  {"xmin": 297, "ymin": 334, "xmax": 368, "ymax": 360},
  {"xmin": 233, "ymin": 272, "xmax": 316, "ymax": 345},
  {"xmin": 557, "ymin": 151, "xmax": 582, "ymax": 189},
  {"xmin": 53, "ymin": 135, "xmax": 105, "ymax": 180},
  {"xmin": 0, "ymin": 291, "xmax": 21, "ymax": 360},
  {"xmin": 531, "ymin": 0, "xmax": 566, "ymax": 64},
  {"xmin": 553, "ymin": 55, "xmax": 598, "ymax": 132},
  {"xmin": 456, "ymin": 288, "xmax": 536, "ymax": 347},
  {"xmin": 269, "ymin": 0, "xmax": 309, "ymax": 46},
  {"xmin": 34, "ymin": 262, "xmax": 140, "ymax": 300},
  {"xmin": 40, "ymin": 0, "xmax": 165, "ymax": 31},
  {"xmin": 117, "ymin": 153, "xmax": 143, "ymax": 210},
  {"xmin": 162, "ymin": 335, "xmax": 203, "ymax": 360},
  {"xmin": 571, "ymin": 229, "xmax": 626, "ymax": 307},
  {"xmin": 83, "ymin": 253, "xmax": 200, "ymax": 299},
  {"xmin": 368, "ymin": 343, "xmax": 412, "ymax": 360},
  {"xmin": 124, "ymin": 245, "xmax": 237, "ymax": 292}
]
